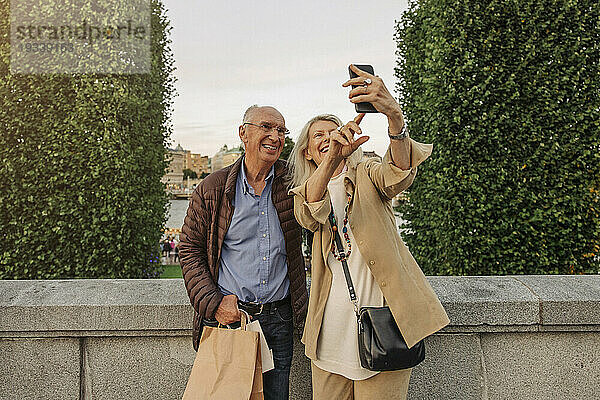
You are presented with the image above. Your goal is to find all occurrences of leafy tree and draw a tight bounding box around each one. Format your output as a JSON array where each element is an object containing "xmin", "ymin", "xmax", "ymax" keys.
[
  {"xmin": 280, "ymin": 136, "xmax": 295, "ymax": 161},
  {"xmin": 183, "ymin": 169, "xmax": 197, "ymax": 180},
  {"xmin": 395, "ymin": 0, "xmax": 600, "ymax": 275},
  {"xmin": 0, "ymin": 0, "xmax": 176, "ymax": 278}
]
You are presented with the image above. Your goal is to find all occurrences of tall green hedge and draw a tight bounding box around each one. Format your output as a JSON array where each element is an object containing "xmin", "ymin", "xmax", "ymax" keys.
[
  {"xmin": 395, "ymin": 0, "xmax": 600, "ymax": 275},
  {"xmin": 0, "ymin": 1, "xmax": 176, "ymax": 278}
]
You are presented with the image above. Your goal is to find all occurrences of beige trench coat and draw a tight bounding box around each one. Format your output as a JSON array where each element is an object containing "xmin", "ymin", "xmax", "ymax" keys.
[{"xmin": 290, "ymin": 138, "xmax": 450, "ymax": 360}]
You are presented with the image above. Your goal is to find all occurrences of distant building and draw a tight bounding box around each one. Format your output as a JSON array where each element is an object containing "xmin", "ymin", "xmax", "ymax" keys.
[
  {"xmin": 162, "ymin": 143, "xmax": 244, "ymax": 190},
  {"xmin": 211, "ymin": 144, "xmax": 244, "ymax": 172},
  {"xmin": 186, "ymin": 153, "xmax": 210, "ymax": 177},
  {"xmin": 162, "ymin": 144, "xmax": 186, "ymax": 190}
]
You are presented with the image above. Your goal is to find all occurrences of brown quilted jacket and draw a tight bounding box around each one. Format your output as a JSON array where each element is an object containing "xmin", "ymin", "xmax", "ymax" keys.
[{"xmin": 179, "ymin": 156, "xmax": 308, "ymax": 350}]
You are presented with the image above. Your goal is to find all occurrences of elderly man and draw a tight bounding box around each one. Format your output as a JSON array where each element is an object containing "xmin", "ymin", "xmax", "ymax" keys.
[{"xmin": 179, "ymin": 105, "xmax": 308, "ymax": 400}]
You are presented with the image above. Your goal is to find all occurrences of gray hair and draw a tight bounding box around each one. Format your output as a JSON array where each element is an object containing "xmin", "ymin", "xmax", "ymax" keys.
[
  {"xmin": 287, "ymin": 114, "xmax": 363, "ymax": 190},
  {"xmin": 242, "ymin": 104, "xmax": 260, "ymax": 123}
]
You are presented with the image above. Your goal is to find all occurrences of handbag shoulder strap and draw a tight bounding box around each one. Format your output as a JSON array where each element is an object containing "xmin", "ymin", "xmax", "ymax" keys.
[{"xmin": 328, "ymin": 207, "xmax": 360, "ymax": 316}]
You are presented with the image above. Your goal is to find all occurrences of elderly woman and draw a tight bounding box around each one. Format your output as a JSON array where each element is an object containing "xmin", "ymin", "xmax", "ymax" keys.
[{"xmin": 288, "ymin": 65, "xmax": 449, "ymax": 399}]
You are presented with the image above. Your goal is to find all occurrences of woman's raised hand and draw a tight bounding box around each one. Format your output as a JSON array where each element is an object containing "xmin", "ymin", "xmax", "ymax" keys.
[
  {"xmin": 342, "ymin": 64, "xmax": 403, "ymax": 118},
  {"xmin": 325, "ymin": 113, "xmax": 370, "ymax": 163}
]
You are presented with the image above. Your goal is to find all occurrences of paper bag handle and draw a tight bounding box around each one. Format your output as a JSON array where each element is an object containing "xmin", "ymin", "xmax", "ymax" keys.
[
  {"xmin": 215, "ymin": 310, "xmax": 251, "ymax": 330},
  {"xmin": 240, "ymin": 310, "xmax": 250, "ymax": 330}
]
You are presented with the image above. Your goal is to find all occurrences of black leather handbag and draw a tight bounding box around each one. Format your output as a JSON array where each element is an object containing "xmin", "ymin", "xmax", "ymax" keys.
[{"xmin": 328, "ymin": 210, "xmax": 425, "ymax": 371}]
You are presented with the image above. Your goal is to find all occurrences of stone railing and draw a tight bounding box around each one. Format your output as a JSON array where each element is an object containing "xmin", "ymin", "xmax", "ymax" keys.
[{"xmin": 1, "ymin": 276, "xmax": 599, "ymax": 399}]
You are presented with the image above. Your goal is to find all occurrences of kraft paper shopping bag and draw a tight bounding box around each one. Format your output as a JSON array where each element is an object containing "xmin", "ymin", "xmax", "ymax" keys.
[
  {"xmin": 249, "ymin": 336, "xmax": 264, "ymax": 400},
  {"xmin": 246, "ymin": 319, "xmax": 275, "ymax": 373},
  {"xmin": 182, "ymin": 312, "xmax": 263, "ymax": 400}
]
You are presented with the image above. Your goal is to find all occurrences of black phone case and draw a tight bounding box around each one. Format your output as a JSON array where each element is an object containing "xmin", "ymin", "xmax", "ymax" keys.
[{"xmin": 349, "ymin": 64, "xmax": 378, "ymax": 113}]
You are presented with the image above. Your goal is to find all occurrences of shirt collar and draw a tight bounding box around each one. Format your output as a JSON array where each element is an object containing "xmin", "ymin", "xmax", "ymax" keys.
[{"xmin": 240, "ymin": 156, "xmax": 275, "ymax": 195}]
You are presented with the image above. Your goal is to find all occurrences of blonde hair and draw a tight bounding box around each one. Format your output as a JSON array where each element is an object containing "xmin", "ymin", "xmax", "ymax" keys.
[{"xmin": 287, "ymin": 114, "xmax": 363, "ymax": 189}]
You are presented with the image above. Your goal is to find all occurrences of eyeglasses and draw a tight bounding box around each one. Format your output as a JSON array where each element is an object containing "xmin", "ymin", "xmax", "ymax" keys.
[{"xmin": 243, "ymin": 122, "xmax": 290, "ymax": 137}]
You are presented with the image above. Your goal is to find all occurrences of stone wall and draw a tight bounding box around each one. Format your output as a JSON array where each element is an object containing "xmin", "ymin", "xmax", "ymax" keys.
[{"xmin": 1, "ymin": 276, "xmax": 599, "ymax": 399}]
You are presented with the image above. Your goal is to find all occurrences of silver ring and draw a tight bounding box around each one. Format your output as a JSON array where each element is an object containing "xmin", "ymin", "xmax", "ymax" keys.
[{"xmin": 364, "ymin": 78, "xmax": 372, "ymax": 85}]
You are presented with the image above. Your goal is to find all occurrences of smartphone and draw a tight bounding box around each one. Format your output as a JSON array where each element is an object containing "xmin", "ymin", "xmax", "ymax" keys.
[{"xmin": 349, "ymin": 64, "xmax": 378, "ymax": 113}]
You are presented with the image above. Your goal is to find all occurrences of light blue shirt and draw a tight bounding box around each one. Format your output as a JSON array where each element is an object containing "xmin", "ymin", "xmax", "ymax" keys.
[{"xmin": 217, "ymin": 158, "xmax": 290, "ymax": 303}]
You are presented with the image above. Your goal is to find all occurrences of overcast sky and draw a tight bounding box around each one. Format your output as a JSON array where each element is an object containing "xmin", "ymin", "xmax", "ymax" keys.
[{"xmin": 163, "ymin": 0, "xmax": 410, "ymax": 157}]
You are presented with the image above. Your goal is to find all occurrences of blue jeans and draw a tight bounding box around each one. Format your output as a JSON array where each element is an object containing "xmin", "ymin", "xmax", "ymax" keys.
[
  {"xmin": 202, "ymin": 299, "xmax": 294, "ymax": 400},
  {"xmin": 255, "ymin": 300, "xmax": 294, "ymax": 400}
]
